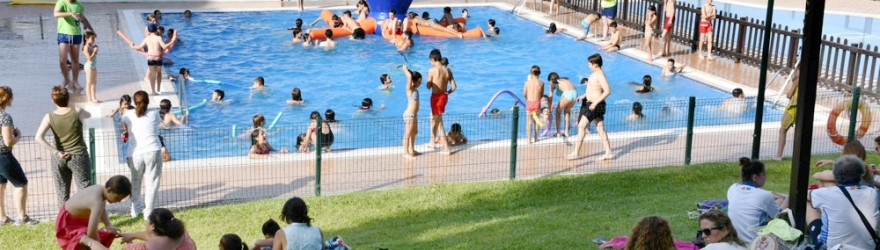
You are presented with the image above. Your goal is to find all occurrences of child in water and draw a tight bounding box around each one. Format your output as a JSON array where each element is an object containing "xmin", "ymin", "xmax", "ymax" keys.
[
  {"xmin": 249, "ymin": 129, "xmax": 288, "ymax": 159},
  {"xmin": 447, "ymin": 123, "xmax": 468, "ymax": 145},
  {"xmin": 626, "ymin": 102, "xmax": 645, "ymax": 121},
  {"xmin": 287, "ymin": 87, "xmax": 304, "ymax": 105},
  {"xmin": 107, "ymin": 94, "xmax": 134, "ymax": 119}
]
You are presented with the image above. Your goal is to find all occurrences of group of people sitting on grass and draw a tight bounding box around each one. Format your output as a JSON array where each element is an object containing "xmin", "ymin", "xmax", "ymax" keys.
[{"xmin": 53, "ymin": 175, "xmax": 337, "ymax": 250}]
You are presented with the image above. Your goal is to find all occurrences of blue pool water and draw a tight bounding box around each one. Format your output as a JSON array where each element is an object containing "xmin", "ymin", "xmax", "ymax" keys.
[{"xmin": 150, "ymin": 6, "xmax": 782, "ymax": 158}]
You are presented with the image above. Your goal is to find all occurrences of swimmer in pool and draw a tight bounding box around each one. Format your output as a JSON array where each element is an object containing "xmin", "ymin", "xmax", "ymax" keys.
[
  {"xmin": 379, "ymin": 74, "xmax": 393, "ymax": 90},
  {"xmin": 301, "ymin": 33, "xmax": 312, "ymax": 47},
  {"xmin": 661, "ymin": 58, "xmax": 686, "ymax": 76},
  {"xmin": 440, "ymin": 7, "xmax": 456, "ymax": 28},
  {"xmin": 317, "ymin": 29, "xmax": 337, "ymax": 49},
  {"xmin": 358, "ymin": 98, "xmax": 385, "ymax": 111},
  {"xmin": 414, "ymin": 11, "xmax": 463, "ymax": 38},
  {"xmin": 287, "ymin": 18, "xmax": 303, "ymax": 31},
  {"xmin": 184, "ymin": 10, "xmax": 192, "ymax": 19},
  {"xmin": 248, "ymin": 76, "xmax": 268, "ymax": 101},
  {"xmin": 291, "ymin": 28, "xmax": 303, "ymax": 43},
  {"xmin": 601, "ymin": 22, "xmax": 622, "ymax": 52},
  {"xmin": 719, "ymin": 88, "xmax": 747, "ymax": 114},
  {"xmin": 548, "ymin": 72, "xmax": 577, "ymax": 137},
  {"xmin": 635, "ymin": 75, "xmax": 654, "ymax": 93},
  {"xmin": 287, "ymin": 87, "xmax": 304, "ymax": 105},
  {"xmin": 341, "ymin": 10, "xmax": 366, "ymax": 40},
  {"xmin": 546, "ymin": 22, "xmax": 567, "ymax": 35},
  {"xmin": 626, "ymin": 102, "xmax": 645, "ymax": 121},
  {"xmin": 487, "ymin": 19, "xmax": 498, "ymax": 36},
  {"xmin": 396, "ymin": 31, "xmax": 414, "ymax": 51},
  {"xmin": 211, "ymin": 89, "xmax": 225, "ymax": 103},
  {"xmin": 523, "ymin": 65, "xmax": 545, "ymax": 143},
  {"xmin": 490, "ymin": 108, "xmax": 501, "ymax": 117},
  {"xmin": 158, "ymin": 99, "xmax": 187, "ymax": 129}
]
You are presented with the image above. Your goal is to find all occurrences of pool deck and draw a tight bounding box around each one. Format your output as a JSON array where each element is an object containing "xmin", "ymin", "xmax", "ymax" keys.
[{"xmin": 1, "ymin": 0, "xmax": 877, "ymax": 218}]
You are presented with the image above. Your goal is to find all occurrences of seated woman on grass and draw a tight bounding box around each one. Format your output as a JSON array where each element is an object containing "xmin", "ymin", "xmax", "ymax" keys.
[
  {"xmin": 273, "ymin": 197, "xmax": 324, "ymax": 250},
  {"xmin": 626, "ymin": 216, "xmax": 676, "ymax": 250},
  {"xmin": 812, "ymin": 140, "xmax": 878, "ymax": 188},
  {"xmin": 698, "ymin": 210, "xmax": 746, "ymax": 250},
  {"xmin": 117, "ymin": 208, "xmax": 196, "ymax": 250},
  {"xmin": 726, "ymin": 157, "xmax": 788, "ymax": 244}
]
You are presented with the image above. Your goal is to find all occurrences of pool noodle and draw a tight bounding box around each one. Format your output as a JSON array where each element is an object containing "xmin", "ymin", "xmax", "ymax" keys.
[
  {"xmin": 172, "ymin": 99, "xmax": 208, "ymax": 115},
  {"xmin": 268, "ymin": 112, "xmax": 283, "ymax": 130},
  {"xmin": 9, "ymin": 0, "xmax": 54, "ymax": 5},
  {"xmin": 231, "ymin": 125, "xmax": 237, "ymax": 138},
  {"xmin": 117, "ymin": 30, "xmax": 135, "ymax": 45},
  {"xmin": 531, "ymin": 112, "xmax": 544, "ymax": 128},
  {"xmin": 478, "ymin": 90, "xmax": 525, "ymax": 117}
]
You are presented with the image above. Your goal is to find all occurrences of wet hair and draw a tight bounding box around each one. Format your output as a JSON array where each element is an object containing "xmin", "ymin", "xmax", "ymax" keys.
[
  {"xmin": 547, "ymin": 72, "xmax": 560, "ymax": 83},
  {"xmin": 668, "ymin": 58, "xmax": 676, "ymax": 65},
  {"xmin": 214, "ymin": 89, "xmax": 225, "ymax": 100},
  {"xmin": 361, "ymin": 98, "xmax": 373, "ymax": 109},
  {"xmin": 380, "ymin": 74, "xmax": 390, "ymax": 85},
  {"xmin": 462, "ymin": 8, "xmax": 469, "ymax": 14},
  {"xmin": 153, "ymin": 9, "xmax": 162, "ymax": 17},
  {"xmin": 411, "ymin": 71, "xmax": 422, "ymax": 82},
  {"xmin": 250, "ymin": 129, "xmax": 262, "ymax": 146},
  {"xmin": 842, "ymin": 140, "xmax": 867, "ymax": 161},
  {"xmin": 352, "ymin": 28, "xmax": 365, "ymax": 39},
  {"xmin": 148, "ymin": 208, "xmax": 185, "ymax": 240},
  {"xmin": 494, "ymin": 27, "xmax": 500, "ymax": 35},
  {"xmin": 51, "ymin": 85, "xmax": 70, "ymax": 107},
  {"xmin": 834, "ymin": 155, "xmax": 866, "ymax": 184},
  {"xmin": 581, "ymin": 78, "xmax": 589, "ymax": 84},
  {"xmin": 292, "ymin": 28, "xmax": 302, "ymax": 37},
  {"xmin": 280, "ymin": 197, "xmax": 312, "ymax": 226},
  {"xmin": 732, "ymin": 88, "xmax": 743, "ymax": 97},
  {"xmin": 133, "ymin": 91, "xmax": 150, "ymax": 117},
  {"xmin": 490, "ymin": 108, "xmax": 501, "ymax": 115},
  {"xmin": 451, "ymin": 123, "xmax": 462, "ymax": 132},
  {"xmin": 220, "ymin": 234, "xmax": 248, "ymax": 250},
  {"xmin": 183, "ymin": 10, "xmax": 192, "ymax": 18},
  {"xmin": 649, "ymin": 5, "xmax": 657, "ymax": 12},
  {"xmin": 118, "ymin": 94, "xmax": 133, "ymax": 109},
  {"xmin": 84, "ymin": 31, "xmax": 96, "ymax": 41},
  {"xmin": 262, "ymin": 219, "xmax": 281, "ymax": 236},
  {"xmin": 547, "ymin": 23, "xmax": 558, "ymax": 33},
  {"xmin": 291, "ymin": 87, "xmax": 302, "ymax": 101},
  {"xmin": 588, "ymin": 53, "xmax": 603, "ymax": 67},
  {"xmin": 430, "ymin": 49, "xmax": 442, "ymax": 62},
  {"xmin": 441, "ymin": 57, "xmax": 449, "ymax": 66},
  {"xmin": 488, "ymin": 19, "xmax": 496, "ymax": 26},
  {"xmin": 309, "ymin": 111, "xmax": 322, "ymax": 120},
  {"xmin": 444, "ymin": 7, "xmax": 452, "ymax": 13},
  {"xmin": 159, "ymin": 99, "xmax": 172, "ymax": 117},
  {"xmin": 324, "ymin": 109, "xmax": 336, "ymax": 122},
  {"xmin": 167, "ymin": 28, "xmax": 175, "ymax": 37},
  {"xmin": 530, "ymin": 65, "xmax": 541, "ymax": 76},
  {"xmin": 295, "ymin": 133, "xmax": 307, "ymax": 148},
  {"xmin": 157, "ymin": 26, "xmax": 165, "ymax": 35},
  {"xmin": 253, "ymin": 114, "xmax": 266, "ymax": 128},
  {"xmin": 179, "ymin": 68, "xmax": 190, "ymax": 76},
  {"xmin": 254, "ymin": 76, "xmax": 265, "ymax": 86},
  {"xmin": 610, "ymin": 21, "xmax": 618, "ymax": 28},
  {"xmin": 699, "ymin": 210, "xmax": 745, "ymax": 247},
  {"xmin": 105, "ymin": 175, "xmax": 132, "ymax": 197},
  {"xmin": 643, "ymin": 75, "xmax": 652, "ymax": 87},
  {"xmin": 633, "ymin": 102, "xmax": 644, "ymax": 117},
  {"xmin": 0, "ymin": 86, "xmax": 12, "ymax": 109},
  {"xmin": 626, "ymin": 216, "xmax": 676, "ymax": 250},
  {"xmin": 325, "ymin": 29, "xmax": 333, "ymax": 39},
  {"xmin": 295, "ymin": 18, "xmax": 303, "ymax": 28},
  {"xmin": 422, "ymin": 12, "xmax": 430, "ymax": 20},
  {"xmin": 343, "ymin": 10, "xmax": 352, "ymax": 17},
  {"xmin": 738, "ymin": 157, "xmax": 765, "ymax": 183}
]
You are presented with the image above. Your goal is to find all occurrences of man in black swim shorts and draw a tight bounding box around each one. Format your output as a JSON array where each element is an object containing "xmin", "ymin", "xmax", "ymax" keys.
[
  {"xmin": 569, "ymin": 54, "xmax": 614, "ymax": 161},
  {"xmin": 579, "ymin": 100, "xmax": 607, "ymax": 123}
]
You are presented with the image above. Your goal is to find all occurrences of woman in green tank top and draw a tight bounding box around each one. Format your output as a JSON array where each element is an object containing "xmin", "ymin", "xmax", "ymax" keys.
[
  {"xmin": 35, "ymin": 86, "xmax": 92, "ymax": 204},
  {"xmin": 53, "ymin": 0, "xmax": 94, "ymax": 91}
]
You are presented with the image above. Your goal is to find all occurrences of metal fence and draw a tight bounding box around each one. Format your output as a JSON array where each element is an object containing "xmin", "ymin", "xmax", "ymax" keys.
[
  {"xmin": 551, "ymin": 0, "xmax": 880, "ymax": 98},
  {"xmin": 6, "ymin": 89, "xmax": 877, "ymax": 220}
]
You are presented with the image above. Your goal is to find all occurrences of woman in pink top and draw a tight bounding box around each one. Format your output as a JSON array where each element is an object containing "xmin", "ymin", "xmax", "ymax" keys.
[{"xmin": 118, "ymin": 208, "xmax": 196, "ymax": 250}]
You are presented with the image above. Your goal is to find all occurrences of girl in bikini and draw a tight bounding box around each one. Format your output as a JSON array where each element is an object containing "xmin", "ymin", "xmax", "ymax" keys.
[
  {"xmin": 402, "ymin": 65, "xmax": 421, "ymax": 158},
  {"xmin": 300, "ymin": 111, "xmax": 334, "ymax": 153},
  {"xmin": 548, "ymin": 72, "xmax": 577, "ymax": 137},
  {"xmin": 82, "ymin": 31, "xmax": 99, "ymax": 103}
]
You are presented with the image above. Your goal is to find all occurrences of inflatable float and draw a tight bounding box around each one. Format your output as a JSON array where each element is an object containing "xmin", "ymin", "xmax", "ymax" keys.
[
  {"xmin": 407, "ymin": 18, "xmax": 484, "ymax": 39},
  {"xmin": 309, "ymin": 9, "xmax": 377, "ymax": 40},
  {"xmin": 368, "ymin": 0, "xmax": 414, "ymax": 20},
  {"xmin": 826, "ymin": 101, "xmax": 872, "ymax": 145}
]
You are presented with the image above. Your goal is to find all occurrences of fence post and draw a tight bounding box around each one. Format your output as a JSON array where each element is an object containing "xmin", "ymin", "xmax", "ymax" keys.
[
  {"xmin": 846, "ymin": 43, "xmax": 860, "ymax": 87},
  {"xmin": 847, "ymin": 87, "xmax": 862, "ymax": 143},
  {"xmin": 692, "ymin": 7, "xmax": 702, "ymax": 51},
  {"xmin": 88, "ymin": 128, "xmax": 96, "ymax": 186},
  {"xmin": 315, "ymin": 116, "xmax": 322, "ymax": 196},
  {"xmin": 788, "ymin": 30, "xmax": 801, "ymax": 68},
  {"xmin": 685, "ymin": 97, "xmax": 696, "ymax": 165},
  {"xmin": 735, "ymin": 17, "xmax": 748, "ymax": 63},
  {"xmin": 621, "ymin": 0, "xmax": 629, "ymax": 23},
  {"xmin": 510, "ymin": 106, "xmax": 519, "ymax": 180}
]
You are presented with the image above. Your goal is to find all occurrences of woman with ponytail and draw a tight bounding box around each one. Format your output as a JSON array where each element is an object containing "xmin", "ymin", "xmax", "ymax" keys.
[
  {"xmin": 273, "ymin": 197, "xmax": 324, "ymax": 250},
  {"xmin": 726, "ymin": 157, "xmax": 788, "ymax": 244},
  {"xmin": 122, "ymin": 91, "xmax": 163, "ymax": 219},
  {"xmin": 118, "ymin": 208, "xmax": 196, "ymax": 250},
  {"xmin": 220, "ymin": 234, "xmax": 248, "ymax": 250}
]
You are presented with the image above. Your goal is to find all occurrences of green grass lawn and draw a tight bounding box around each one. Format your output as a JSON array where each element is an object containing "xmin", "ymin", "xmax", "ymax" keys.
[{"xmin": 1, "ymin": 155, "xmax": 856, "ymax": 249}]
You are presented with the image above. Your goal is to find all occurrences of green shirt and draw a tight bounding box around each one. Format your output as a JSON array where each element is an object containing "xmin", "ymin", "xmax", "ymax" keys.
[
  {"xmin": 55, "ymin": 0, "xmax": 84, "ymax": 35},
  {"xmin": 601, "ymin": 0, "xmax": 618, "ymax": 8}
]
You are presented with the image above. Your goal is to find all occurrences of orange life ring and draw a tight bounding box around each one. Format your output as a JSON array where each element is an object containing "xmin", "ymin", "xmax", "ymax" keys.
[{"xmin": 826, "ymin": 102, "xmax": 872, "ymax": 145}]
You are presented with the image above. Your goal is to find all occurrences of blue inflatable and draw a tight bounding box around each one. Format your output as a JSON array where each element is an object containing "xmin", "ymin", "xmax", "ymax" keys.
[{"xmin": 368, "ymin": 0, "xmax": 413, "ymax": 32}]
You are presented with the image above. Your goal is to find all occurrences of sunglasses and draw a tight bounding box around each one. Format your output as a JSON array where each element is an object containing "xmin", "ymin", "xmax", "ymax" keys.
[{"xmin": 698, "ymin": 226, "xmax": 724, "ymax": 237}]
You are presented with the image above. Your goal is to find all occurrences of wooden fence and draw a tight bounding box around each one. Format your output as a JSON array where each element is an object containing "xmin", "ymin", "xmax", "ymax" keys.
[{"xmin": 550, "ymin": 0, "xmax": 880, "ymax": 98}]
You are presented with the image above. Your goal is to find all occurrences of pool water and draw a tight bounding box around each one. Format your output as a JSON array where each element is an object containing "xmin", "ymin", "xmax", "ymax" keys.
[{"xmin": 151, "ymin": 6, "xmax": 781, "ymax": 158}]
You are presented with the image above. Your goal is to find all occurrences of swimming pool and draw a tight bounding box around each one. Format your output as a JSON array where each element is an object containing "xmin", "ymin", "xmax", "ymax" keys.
[{"xmin": 149, "ymin": 6, "xmax": 782, "ymax": 158}]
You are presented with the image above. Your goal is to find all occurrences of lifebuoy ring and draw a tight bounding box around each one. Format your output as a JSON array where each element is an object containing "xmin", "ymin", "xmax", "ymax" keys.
[{"xmin": 826, "ymin": 102, "xmax": 872, "ymax": 145}]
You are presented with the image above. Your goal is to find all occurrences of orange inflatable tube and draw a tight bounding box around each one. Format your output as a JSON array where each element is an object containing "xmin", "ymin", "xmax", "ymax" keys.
[
  {"xmin": 438, "ymin": 17, "xmax": 468, "ymax": 27},
  {"xmin": 415, "ymin": 26, "xmax": 485, "ymax": 39},
  {"xmin": 309, "ymin": 9, "xmax": 377, "ymax": 40}
]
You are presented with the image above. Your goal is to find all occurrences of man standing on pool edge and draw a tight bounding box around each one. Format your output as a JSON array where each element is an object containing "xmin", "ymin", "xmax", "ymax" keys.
[
  {"xmin": 569, "ymin": 54, "xmax": 613, "ymax": 161},
  {"xmin": 427, "ymin": 49, "xmax": 456, "ymax": 154}
]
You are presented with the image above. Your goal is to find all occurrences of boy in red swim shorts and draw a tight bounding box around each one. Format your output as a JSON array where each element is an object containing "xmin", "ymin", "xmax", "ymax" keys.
[
  {"xmin": 56, "ymin": 175, "xmax": 131, "ymax": 250},
  {"xmin": 426, "ymin": 49, "xmax": 457, "ymax": 154},
  {"xmin": 698, "ymin": 0, "xmax": 717, "ymax": 59},
  {"xmin": 661, "ymin": 0, "xmax": 676, "ymax": 57},
  {"xmin": 523, "ymin": 65, "xmax": 545, "ymax": 143}
]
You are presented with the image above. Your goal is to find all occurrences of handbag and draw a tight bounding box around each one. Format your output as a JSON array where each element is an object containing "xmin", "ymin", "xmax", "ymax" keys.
[{"xmin": 838, "ymin": 186, "xmax": 880, "ymax": 250}]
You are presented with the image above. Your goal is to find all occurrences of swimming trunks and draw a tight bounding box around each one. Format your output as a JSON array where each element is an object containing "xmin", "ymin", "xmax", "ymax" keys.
[
  {"xmin": 57, "ymin": 34, "xmax": 83, "ymax": 45},
  {"xmin": 561, "ymin": 90, "xmax": 577, "ymax": 102},
  {"xmin": 147, "ymin": 59, "xmax": 163, "ymax": 66},
  {"xmin": 56, "ymin": 205, "xmax": 115, "ymax": 250},
  {"xmin": 699, "ymin": 20, "xmax": 713, "ymax": 34},
  {"xmin": 601, "ymin": 4, "xmax": 618, "ymax": 20},
  {"xmin": 526, "ymin": 100, "xmax": 540, "ymax": 112},
  {"xmin": 578, "ymin": 100, "xmax": 607, "ymax": 123},
  {"xmin": 664, "ymin": 16, "xmax": 675, "ymax": 31},
  {"xmin": 430, "ymin": 92, "xmax": 448, "ymax": 115},
  {"xmin": 580, "ymin": 19, "xmax": 591, "ymax": 36}
]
